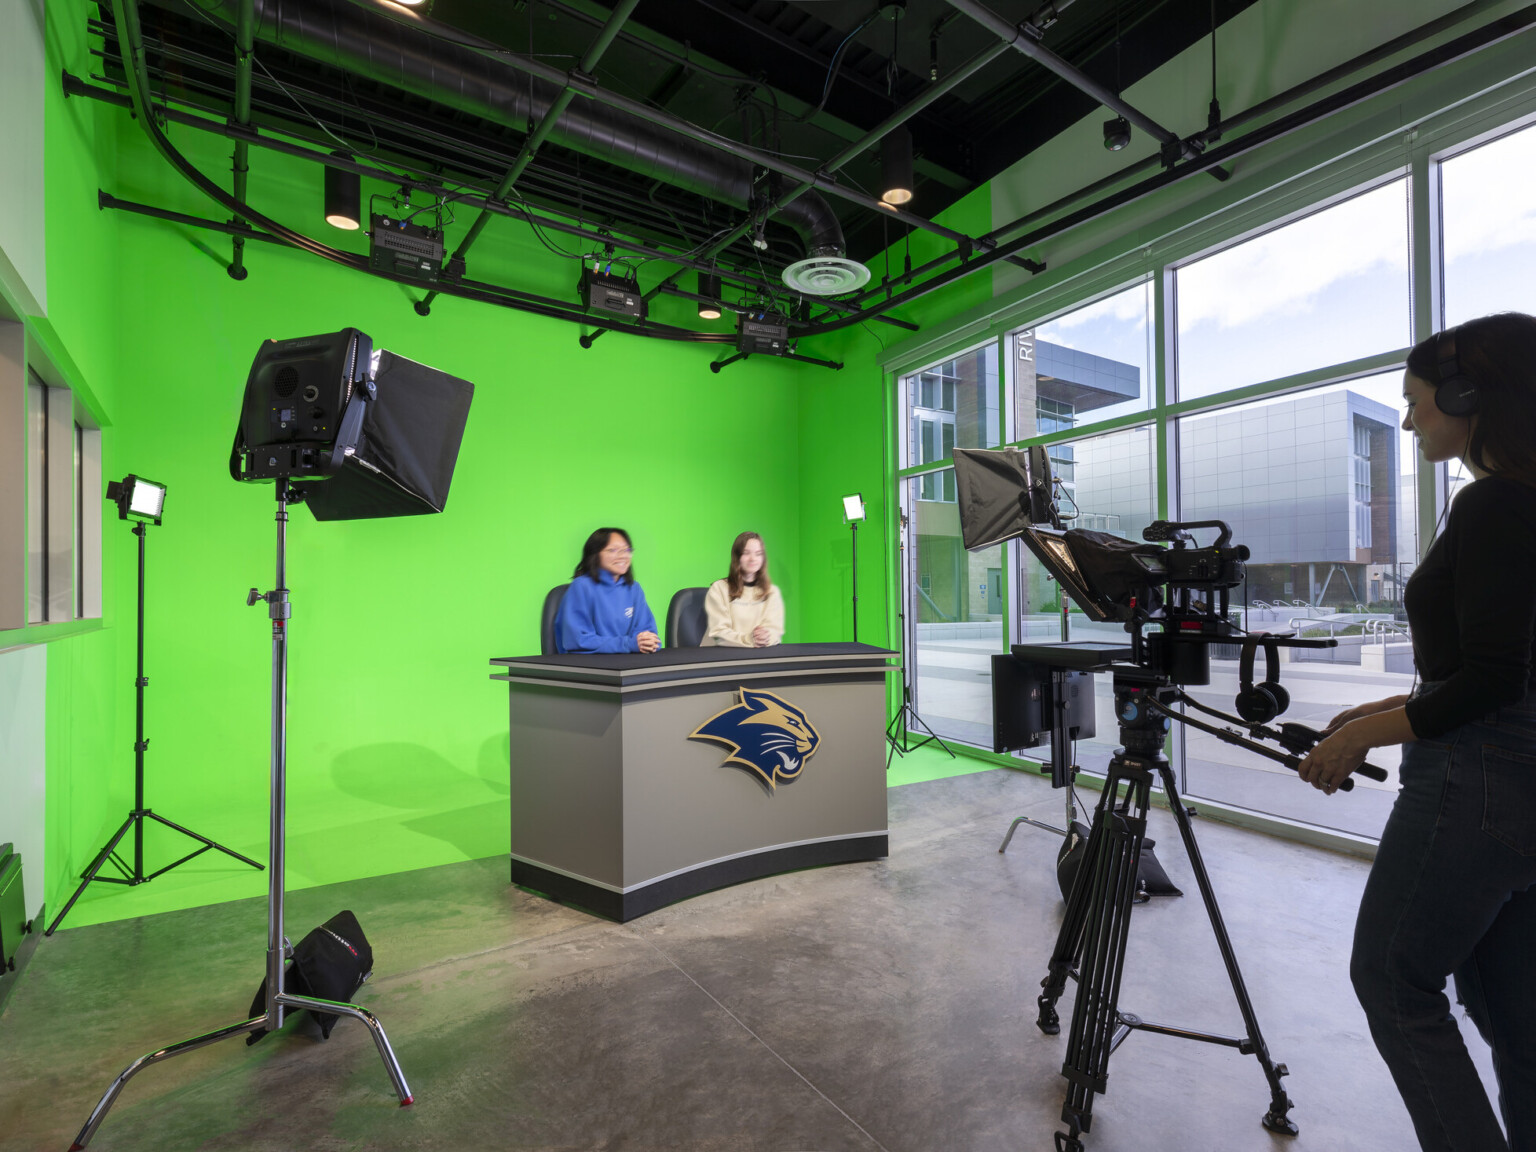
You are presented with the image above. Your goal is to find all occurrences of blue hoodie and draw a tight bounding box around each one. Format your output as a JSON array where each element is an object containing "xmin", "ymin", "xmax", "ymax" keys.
[{"xmin": 554, "ymin": 570, "xmax": 660, "ymax": 654}]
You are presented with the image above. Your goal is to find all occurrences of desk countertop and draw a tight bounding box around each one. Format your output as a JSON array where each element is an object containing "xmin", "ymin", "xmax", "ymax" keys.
[{"xmin": 490, "ymin": 642, "xmax": 899, "ymax": 688}]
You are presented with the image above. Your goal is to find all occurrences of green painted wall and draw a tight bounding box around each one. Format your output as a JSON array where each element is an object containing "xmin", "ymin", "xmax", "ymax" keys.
[
  {"xmin": 40, "ymin": 9, "xmax": 824, "ymax": 927},
  {"xmin": 36, "ymin": 1, "xmax": 1015, "ymax": 930}
]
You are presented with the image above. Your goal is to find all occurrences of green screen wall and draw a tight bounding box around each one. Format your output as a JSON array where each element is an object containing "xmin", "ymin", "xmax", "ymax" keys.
[{"xmin": 35, "ymin": 0, "xmax": 1014, "ymax": 929}]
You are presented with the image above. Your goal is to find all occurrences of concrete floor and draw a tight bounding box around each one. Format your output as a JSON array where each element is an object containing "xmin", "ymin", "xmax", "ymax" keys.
[{"xmin": 0, "ymin": 768, "xmax": 1497, "ymax": 1152}]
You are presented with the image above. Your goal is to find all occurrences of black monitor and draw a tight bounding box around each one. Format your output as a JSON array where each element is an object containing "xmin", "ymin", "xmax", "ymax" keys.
[{"xmin": 991, "ymin": 656, "xmax": 1096, "ymax": 750}]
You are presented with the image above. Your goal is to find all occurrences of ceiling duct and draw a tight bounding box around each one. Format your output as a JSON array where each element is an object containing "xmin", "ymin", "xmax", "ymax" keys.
[{"xmin": 150, "ymin": 0, "xmax": 855, "ymax": 274}]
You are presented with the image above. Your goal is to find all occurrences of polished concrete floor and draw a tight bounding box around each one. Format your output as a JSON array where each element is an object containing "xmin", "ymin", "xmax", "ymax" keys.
[{"xmin": 0, "ymin": 769, "xmax": 1498, "ymax": 1151}]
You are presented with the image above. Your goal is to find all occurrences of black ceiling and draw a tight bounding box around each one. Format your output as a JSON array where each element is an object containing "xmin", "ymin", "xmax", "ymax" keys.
[{"xmin": 93, "ymin": 0, "xmax": 1261, "ymax": 331}]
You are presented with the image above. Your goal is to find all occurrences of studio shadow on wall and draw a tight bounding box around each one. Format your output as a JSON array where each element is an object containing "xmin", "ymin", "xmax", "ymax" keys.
[{"xmin": 329, "ymin": 741, "xmax": 507, "ymax": 861}]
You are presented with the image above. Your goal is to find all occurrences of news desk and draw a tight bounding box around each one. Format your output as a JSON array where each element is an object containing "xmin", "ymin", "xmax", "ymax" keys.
[{"xmin": 489, "ymin": 643, "xmax": 896, "ymax": 921}]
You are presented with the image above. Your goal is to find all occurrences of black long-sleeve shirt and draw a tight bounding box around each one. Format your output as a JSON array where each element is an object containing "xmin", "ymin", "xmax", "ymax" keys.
[{"xmin": 1403, "ymin": 474, "xmax": 1536, "ymax": 739}]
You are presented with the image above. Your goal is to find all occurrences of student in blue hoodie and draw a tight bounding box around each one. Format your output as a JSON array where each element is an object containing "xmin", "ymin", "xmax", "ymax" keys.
[{"xmin": 554, "ymin": 527, "xmax": 661, "ymax": 654}]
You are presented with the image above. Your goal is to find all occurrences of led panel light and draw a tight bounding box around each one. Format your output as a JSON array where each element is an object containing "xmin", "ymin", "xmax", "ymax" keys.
[{"xmin": 106, "ymin": 475, "xmax": 167, "ymax": 525}]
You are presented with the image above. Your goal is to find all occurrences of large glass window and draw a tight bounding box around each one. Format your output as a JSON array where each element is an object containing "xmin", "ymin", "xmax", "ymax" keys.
[
  {"xmin": 1010, "ymin": 280, "xmax": 1152, "ymax": 442},
  {"xmin": 1175, "ymin": 372, "xmax": 1416, "ymax": 837},
  {"xmin": 27, "ymin": 374, "xmax": 47, "ymax": 624},
  {"xmin": 1441, "ymin": 121, "xmax": 1536, "ymax": 324},
  {"xmin": 899, "ymin": 342, "xmax": 1003, "ymax": 745},
  {"xmin": 1176, "ymin": 180, "xmax": 1411, "ymax": 400},
  {"xmin": 889, "ymin": 105, "xmax": 1536, "ymax": 847},
  {"xmin": 904, "ymin": 342, "xmax": 999, "ymax": 472},
  {"xmin": 903, "ymin": 468, "xmax": 1003, "ymax": 746},
  {"xmin": 1016, "ymin": 426, "xmax": 1158, "ymax": 764}
]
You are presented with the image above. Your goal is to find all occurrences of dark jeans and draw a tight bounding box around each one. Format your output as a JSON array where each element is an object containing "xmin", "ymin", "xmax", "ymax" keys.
[{"xmin": 1352, "ymin": 695, "xmax": 1536, "ymax": 1152}]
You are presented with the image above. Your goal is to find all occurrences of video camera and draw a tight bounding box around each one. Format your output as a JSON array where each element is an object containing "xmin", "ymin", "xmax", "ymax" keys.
[{"xmin": 949, "ymin": 446, "xmax": 1387, "ymax": 791}]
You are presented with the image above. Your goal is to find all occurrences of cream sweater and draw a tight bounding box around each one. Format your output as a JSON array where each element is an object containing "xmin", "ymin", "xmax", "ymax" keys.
[{"xmin": 702, "ymin": 579, "xmax": 785, "ymax": 647}]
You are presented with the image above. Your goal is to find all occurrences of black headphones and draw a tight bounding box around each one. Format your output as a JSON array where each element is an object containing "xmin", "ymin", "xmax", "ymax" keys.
[
  {"xmin": 1433, "ymin": 326, "xmax": 1480, "ymax": 417},
  {"xmin": 1236, "ymin": 637, "xmax": 1290, "ymax": 724}
]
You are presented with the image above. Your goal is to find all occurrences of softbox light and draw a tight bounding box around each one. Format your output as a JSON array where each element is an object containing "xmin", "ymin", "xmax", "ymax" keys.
[
  {"xmin": 231, "ymin": 329, "xmax": 473, "ymax": 520},
  {"xmin": 302, "ymin": 350, "xmax": 473, "ymax": 520}
]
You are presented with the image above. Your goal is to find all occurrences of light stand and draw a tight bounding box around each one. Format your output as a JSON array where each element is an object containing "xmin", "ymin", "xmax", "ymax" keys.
[
  {"xmin": 47, "ymin": 477, "xmax": 263, "ymax": 936},
  {"xmin": 67, "ymin": 479, "xmax": 413, "ymax": 1150},
  {"xmin": 843, "ymin": 493, "xmax": 865, "ymax": 642},
  {"xmin": 885, "ymin": 508, "xmax": 955, "ymax": 769}
]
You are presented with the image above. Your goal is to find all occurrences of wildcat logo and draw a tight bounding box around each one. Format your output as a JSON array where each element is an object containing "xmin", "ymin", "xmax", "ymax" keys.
[{"xmin": 689, "ymin": 688, "xmax": 822, "ymax": 789}]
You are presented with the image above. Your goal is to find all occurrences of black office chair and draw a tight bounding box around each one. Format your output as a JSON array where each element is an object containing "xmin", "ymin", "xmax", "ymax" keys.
[
  {"xmin": 666, "ymin": 587, "xmax": 710, "ymax": 649},
  {"xmin": 540, "ymin": 584, "xmax": 569, "ymax": 655}
]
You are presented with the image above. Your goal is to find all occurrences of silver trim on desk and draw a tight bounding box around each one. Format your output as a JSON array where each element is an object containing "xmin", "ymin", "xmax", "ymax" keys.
[{"xmin": 508, "ymin": 829, "xmax": 890, "ymax": 895}]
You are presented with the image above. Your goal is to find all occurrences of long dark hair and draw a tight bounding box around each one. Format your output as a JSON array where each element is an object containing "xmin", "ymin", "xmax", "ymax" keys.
[
  {"xmin": 1406, "ymin": 312, "xmax": 1536, "ymax": 488},
  {"xmin": 573, "ymin": 527, "xmax": 635, "ymax": 584},
  {"xmin": 725, "ymin": 531, "xmax": 772, "ymax": 601}
]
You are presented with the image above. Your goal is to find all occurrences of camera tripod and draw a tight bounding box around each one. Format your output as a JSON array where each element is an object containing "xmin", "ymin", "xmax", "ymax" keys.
[{"xmin": 1036, "ymin": 674, "xmax": 1296, "ymax": 1152}]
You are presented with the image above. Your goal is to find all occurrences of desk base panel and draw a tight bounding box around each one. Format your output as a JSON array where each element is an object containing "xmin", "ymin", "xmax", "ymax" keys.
[{"xmin": 509, "ymin": 834, "xmax": 889, "ymax": 923}]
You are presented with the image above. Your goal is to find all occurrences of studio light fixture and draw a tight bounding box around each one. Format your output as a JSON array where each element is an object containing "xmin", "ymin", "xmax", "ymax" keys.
[
  {"xmin": 106, "ymin": 474, "xmax": 167, "ymax": 524},
  {"xmin": 1102, "ymin": 116, "xmax": 1132, "ymax": 152},
  {"xmin": 880, "ymin": 127, "xmax": 914, "ymax": 208},
  {"xmin": 697, "ymin": 270, "xmax": 723, "ymax": 320},
  {"xmin": 323, "ymin": 155, "xmax": 361, "ymax": 230},
  {"xmin": 842, "ymin": 493, "xmax": 866, "ymax": 643}
]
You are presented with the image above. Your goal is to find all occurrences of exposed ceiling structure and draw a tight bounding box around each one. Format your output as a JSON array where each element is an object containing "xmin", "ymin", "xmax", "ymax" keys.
[{"xmin": 72, "ymin": 0, "xmax": 1529, "ymax": 365}]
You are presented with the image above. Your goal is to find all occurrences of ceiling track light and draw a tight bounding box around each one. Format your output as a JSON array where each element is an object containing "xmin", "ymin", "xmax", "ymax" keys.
[
  {"xmin": 697, "ymin": 270, "xmax": 723, "ymax": 320},
  {"xmin": 324, "ymin": 153, "xmax": 361, "ymax": 230},
  {"xmin": 1103, "ymin": 116, "xmax": 1131, "ymax": 152},
  {"xmin": 880, "ymin": 127, "xmax": 914, "ymax": 209}
]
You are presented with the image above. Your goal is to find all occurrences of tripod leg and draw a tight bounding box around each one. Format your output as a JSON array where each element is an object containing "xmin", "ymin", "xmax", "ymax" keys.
[
  {"xmin": 1157, "ymin": 765, "xmax": 1297, "ymax": 1137},
  {"xmin": 277, "ymin": 993, "xmax": 413, "ymax": 1104},
  {"xmin": 1037, "ymin": 767, "xmax": 1124, "ymax": 1033},
  {"xmin": 46, "ymin": 815, "xmax": 139, "ymax": 936},
  {"xmin": 899, "ymin": 703, "xmax": 957, "ymax": 758},
  {"xmin": 67, "ymin": 1016, "xmax": 266, "ymax": 1149},
  {"xmin": 144, "ymin": 811, "xmax": 265, "ymax": 871},
  {"xmin": 1056, "ymin": 771, "xmax": 1148, "ymax": 1143}
]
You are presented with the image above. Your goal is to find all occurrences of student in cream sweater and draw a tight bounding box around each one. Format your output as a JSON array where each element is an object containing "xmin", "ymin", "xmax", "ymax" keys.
[{"xmin": 703, "ymin": 532, "xmax": 785, "ymax": 647}]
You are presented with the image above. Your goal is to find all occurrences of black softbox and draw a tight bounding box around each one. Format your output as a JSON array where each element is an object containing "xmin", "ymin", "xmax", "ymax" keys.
[
  {"xmin": 231, "ymin": 331, "xmax": 473, "ymax": 520},
  {"xmin": 303, "ymin": 350, "xmax": 472, "ymax": 520}
]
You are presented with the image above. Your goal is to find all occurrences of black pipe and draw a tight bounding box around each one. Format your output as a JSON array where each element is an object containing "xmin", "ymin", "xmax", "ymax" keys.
[
  {"xmin": 149, "ymin": 0, "xmax": 851, "ymax": 258},
  {"xmin": 97, "ymin": 189, "xmax": 734, "ymax": 338},
  {"xmin": 420, "ymin": 0, "xmax": 642, "ymax": 311},
  {"xmin": 66, "ymin": 73, "xmax": 800, "ymax": 302},
  {"xmin": 630, "ymin": 38, "xmax": 1023, "ymax": 321},
  {"xmin": 228, "ymin": 0, "xmax": 253, "ymax": 279},
  {"xmin": 807, "ymin": 3, "xmax": 1536, "ymax": 335},
  {"xmin": 978, "ymin": 0, "xmax": 1505, "ymax": 249},
  {"xmin": 944, "ymin": 0, "xmax": 1189, "ymax": 153},
  {"xmin": 709, "ymin": 352, "xmax": 749, "ymax": 373},
  {"xmin": 324, "ymin": 0, "xmax": 992, "ymax": 251}
]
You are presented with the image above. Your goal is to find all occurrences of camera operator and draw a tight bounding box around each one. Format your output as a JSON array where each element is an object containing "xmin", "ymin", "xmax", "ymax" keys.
[{"xmin": 1298, "ymin": 313, "xmax": 1536, "ymax": 1152}]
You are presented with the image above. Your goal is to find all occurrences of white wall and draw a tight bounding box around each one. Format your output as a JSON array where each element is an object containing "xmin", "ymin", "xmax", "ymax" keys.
[
  {"xmin": 0, "ymin": 643, "xmax": 47, "ymax": 919},
  {"xmin": 0, "ymin": 0, "xmax": 47, "ymax": 315}
]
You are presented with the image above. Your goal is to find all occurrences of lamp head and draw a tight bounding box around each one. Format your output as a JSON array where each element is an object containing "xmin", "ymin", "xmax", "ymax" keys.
[
  {"xmin": 697, "ymin": 270, "xmax": 723, "ymax": 320},
  {"xmin": 324, "ymin": 158, "xmax": 362, "ymax": 230},
  {"xmin": 107, "ymin": 474, "xmax": 167, "ymax": 525},
  {"xmin": 880, "ymin": 128, "xmax": 914, "ymax": 208}
]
